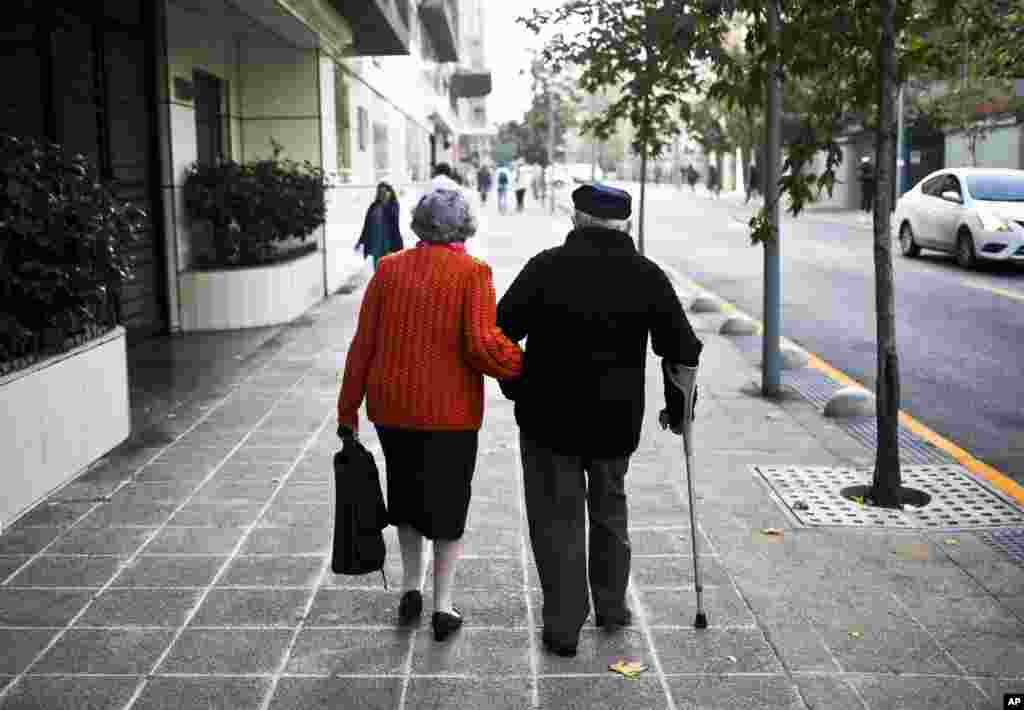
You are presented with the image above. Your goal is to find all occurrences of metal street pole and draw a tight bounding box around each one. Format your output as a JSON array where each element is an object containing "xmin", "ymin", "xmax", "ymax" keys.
[
  {"xmin": 895, "ymin": 83, "xmax": 905, "ymax": 199},
  {"xmin": 762, "ymin": 0, "xmax": 782, "ymax": 397},
  {"xmin": 547, "ymin": 84, "xmax": 556, "ymax": 214}
]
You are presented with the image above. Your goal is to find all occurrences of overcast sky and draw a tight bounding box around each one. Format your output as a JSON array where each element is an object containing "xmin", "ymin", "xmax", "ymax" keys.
[{"xmin": 484, "ymin": 0, "xmax": 568, "ymax": 126}]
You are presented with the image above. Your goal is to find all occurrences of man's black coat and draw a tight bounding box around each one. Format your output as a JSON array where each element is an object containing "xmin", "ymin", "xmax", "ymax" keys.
[{"xmin": 496, "ymin": 226, "xmax": 703, "ymax": 458}]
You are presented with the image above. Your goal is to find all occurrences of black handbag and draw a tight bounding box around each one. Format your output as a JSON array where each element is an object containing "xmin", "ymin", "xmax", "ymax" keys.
[{"xmin": 331, "ymin": 437, "xmax": 389, "ymax": 587}]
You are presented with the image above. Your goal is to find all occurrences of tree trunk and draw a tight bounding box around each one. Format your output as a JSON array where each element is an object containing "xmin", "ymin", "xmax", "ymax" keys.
[
  {"xmin": 870, "ymin": 0, "xmax": 902, "ymax": 507},
  {"xmin": 639, "ymin": 140, "xmax": 647, "ymax": 256}
]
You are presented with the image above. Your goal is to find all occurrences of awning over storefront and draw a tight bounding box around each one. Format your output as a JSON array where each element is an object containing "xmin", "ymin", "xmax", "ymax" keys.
[
  {"xmin": 451, "ymin": 70, "xmax": 491, "ymax": 98},
  {"xmin": 275, "ymin": 0, "xmax": 354, "ymax": 60}
]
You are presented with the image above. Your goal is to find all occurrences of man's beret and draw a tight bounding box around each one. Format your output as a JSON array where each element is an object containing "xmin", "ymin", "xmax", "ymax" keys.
[{"xmin": 571, "ymin": 183, "xmax": 632, "ymax": 220}]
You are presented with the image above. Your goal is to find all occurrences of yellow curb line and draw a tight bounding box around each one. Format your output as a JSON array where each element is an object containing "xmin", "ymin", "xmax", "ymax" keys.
[{"xmin": 655, "ymin": 260, "xmax": 1024, "ymax": 508}]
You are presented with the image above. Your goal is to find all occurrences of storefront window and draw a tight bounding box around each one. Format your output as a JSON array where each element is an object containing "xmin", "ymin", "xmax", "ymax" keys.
[
  {"xmin": 334, "ymin": 67, "xmax": 351, "ymax": 183},
  {"xmin": 373, "ymin": 121, "xmax": 389, "ymax": 182}
]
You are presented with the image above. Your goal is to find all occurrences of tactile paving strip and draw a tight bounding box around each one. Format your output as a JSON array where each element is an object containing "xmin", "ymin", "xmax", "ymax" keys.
[
  {"xmin": 978, "ymin": 528, "xmax": 1024, "ymax": 565},
  {"xmin": 756, "ymin": 464, "xmax": 1024, "ymax": 529}
]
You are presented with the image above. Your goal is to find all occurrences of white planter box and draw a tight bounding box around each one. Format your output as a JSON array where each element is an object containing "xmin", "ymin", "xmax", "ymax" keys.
[
  {"xmin": 178, "ymin": 250, "xmax": 324, "ymax": 331},
  {"xmin": 0, "ymin": 327, "xmax": 130, "ymax": 531}
]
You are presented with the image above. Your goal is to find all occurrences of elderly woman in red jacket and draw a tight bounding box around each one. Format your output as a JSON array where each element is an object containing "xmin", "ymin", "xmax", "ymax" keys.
[{"xmin": 337, "ymin": 187, "xmax": 522, "ymax": 641}]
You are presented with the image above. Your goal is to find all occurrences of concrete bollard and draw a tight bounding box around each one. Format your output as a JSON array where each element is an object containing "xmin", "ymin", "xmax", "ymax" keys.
[
  {"xmin": 690, "ymin": 296, "xmax": 721, "ymax": 313},
  {"xmin": 824, "ymin": 386, "xmax": 876, "ymax": 417},
  {"xmin": 719, "ymin": 316, "xmax": 759, "ymax": 335}
]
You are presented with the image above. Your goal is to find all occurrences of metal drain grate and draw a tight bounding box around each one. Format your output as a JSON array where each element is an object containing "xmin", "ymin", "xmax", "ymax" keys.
[
  {"xmin": 978, "ymin": 528, "xmax": 1024, "ymax": 565},
  {"xmin": 756, "ymin": 464, "xmax": 1024, "ymax": 529}
]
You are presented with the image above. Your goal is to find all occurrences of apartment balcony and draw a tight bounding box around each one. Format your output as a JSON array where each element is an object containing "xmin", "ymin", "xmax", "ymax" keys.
[
  {"xmin": 419, "ymin": 0, "xmax": 458, "ymax": 63},
  {"xmin": 330, "ymin": 0, "xmax": 410, "ymax": 56},
  {"xmin": 451, "ymin": 69, "xmax": 491, "ymax": 99}
]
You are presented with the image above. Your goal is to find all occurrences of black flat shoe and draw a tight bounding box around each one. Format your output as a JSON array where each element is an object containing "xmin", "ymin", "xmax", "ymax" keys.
[
  {"xmin": 542, "ymin": 629, "xmax": 578, "ymax": 657},
  {"xmin": 595, "ymin": 609, "xmax": 633, "ymax": 629},
  {"xmin": 398, "ymin": 591, "xmax": 423, "ymax": 625},
  {"xmin": 431, "ymin": 608, "xmax": 463, "ymax": 641}
]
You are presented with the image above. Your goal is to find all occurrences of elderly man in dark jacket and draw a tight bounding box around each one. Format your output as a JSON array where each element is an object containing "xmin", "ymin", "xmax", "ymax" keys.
[{"xmin": 496, "ymin": 183, "xmax": 703, "ymax": 657}]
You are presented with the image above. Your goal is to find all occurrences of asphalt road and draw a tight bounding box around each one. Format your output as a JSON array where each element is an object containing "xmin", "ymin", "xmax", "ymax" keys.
[{"xmin": 625, "ymin": 183, "xmax": 1024, "ymax": 483}]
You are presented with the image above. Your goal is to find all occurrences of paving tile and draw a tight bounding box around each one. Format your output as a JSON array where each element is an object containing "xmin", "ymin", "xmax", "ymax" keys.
[
  {"xmin": 848, "ymin": 675, "xmax": 990, "ymax": 710},
  {"xmin": 405, "ymin": 678, "xmax": 533, "ymax": 710},
  {"xmin": 538, "ymin": 676, "xmax": 667, "ymax": 710},
  {"xmin": 169, "ymin": 502, "xmax": 264, "ymax": 527},
  {"xmin": 111, "ymin": 555, "xmax": 226, "ymax": 587},
  {"xmin": 0, "ymin": 555, "xmax": 30, "ymax": 583},
  {"xmin": 0, "ymin": 527, "xmax": 62, "ymax": 554},
  {"xmin": 322, "ymin": 557, "xmax": 402, "ymax": 588},
  {"xmin": 213, "ymin": 462, "xmax": 293, "ymax": 480},
  {"xmin": 817, "ymin": 619, "xmax": 962, "ymax": 674},
  {"xmin": 792, "ymin": 676, "xmax": 867, "ymax": 710},
  {"xmin": 305, "ymin": 588, "xmax": 398, "ymax": 627},
  {"xmin": 49, "ymin": 527, "xmax": 155, "ymax": 555},
  {"xmin": 8, "ymin": 502, "xmax": 96, "ymax": 528},
  {"xmin": 461, "ymin": 526, "xmax": 524, "ymax": 556},
  {"xmin": 760, "ymin": 623, "xmax": 842, "ymax": 672},
  {"xmin": 141, "ymin": 526, "xmax": 247, "ymax": 554},
  {"xmin": 5, "ymin": 555, "xmax": 121, "ymax": 588},
  {"xmin": 33, "ymin": 629, "xmax": 174, "ymax": 674},
  {"xmin": 77, "ymin": 588, "xmax": 202, "ymax": 627},
  {"xmin": 262, "ymin": 502, "xmax": 332, "ymax": 526},
  {"xmin": 193, "ymin": 480, "xmax": 278, "ymax": 502},
  {"xmin": 242, "ymin": 527, "xmax": 328, "ymax": 555},
  {"xmin": 426, "ymin": 556, "xmax": 522, "ymax": 592},
  {"xmin": 216, "ymin": 555, "xmax": 323, "ymax": 587},
  {"xmin": 133, "ymin": 677, "xmax": 270, "ymax": 710},
  {"xmin": 134, "ymin": 462, "xmax": 215, "ymax": 482},
  {"xmin": 285, "ymin": 628, "xmax": 411, "ymax": 674},
  {"xmin": 0, "ymin": 589, "xmax": 93, "ymax": 626},
  {"xmin": 412, "ymin": 628, "xmax": 531, "ymax": 676},
  {"xmin": 631, "ymin": 554, "xmax": 732, "ymax": 587},
  {"xmin": 150, "ymin": 447, "xmax": 230, "ymax": 467},
  {"xmin": 0, "ymin": 676, "xmax": 139, "ymax": 709},
  {"xmin": 75, "ymin": 503, "xmax": 177, "ymax": 528},
  {"xmin": 444, "ymin": 586, "xmax": 528, "ymax": 628},
  {"xmin": 637, "ymin": 586, "xmax": 756, "ymax": 627},
  {"xmin": 191, "ymin": 588, "xmax": 309, "ymax": 627},
  {"xmin": 224, "ymin": 449, "xmax": 299, "ymax": 466},
  {"xmin": 936, "ymin": 627, "xmax": 1024, "ymax": 677},
  {"xmin": 157, "ymin": 629, "xmax": 293, "ymax": 673},
  {"xmin": 652, "ymin": 628, "xmax": 783, "ymax": 674},
  {"xmin": 629, "ymin": 528, "xmax": 710, "ymax": 555},
  {"xmin": 268, "ymin": 678, "xmax": 402, "ymax": 710},
  {"xmin": 668, "ymin": 676, "xmax": 803, "ymax": 710},
  {"xmin": 536, "ymin": 627, "xmax": 648, "ymax": 675},
  {"xmin": 0, "ymin": 628, "xmax": 60, "ymax": 674},
  {"xmin": 274, "ymin": 483, "xmax": 332, "ymax": 505}
]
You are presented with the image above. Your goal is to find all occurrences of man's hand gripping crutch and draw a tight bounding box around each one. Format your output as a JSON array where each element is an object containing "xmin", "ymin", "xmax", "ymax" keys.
[{"xmin": 657, "ymin": 359, "xmax": 708, "ymax": 629}]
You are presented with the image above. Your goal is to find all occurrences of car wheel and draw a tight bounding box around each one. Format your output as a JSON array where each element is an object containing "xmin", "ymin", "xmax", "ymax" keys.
[
  {"xmin": 899, "ymin": 222, "xmax": 920, "ymax": 257},
  {"xmin": 956, "ymin": 231, "xmax": 977, "ymax": 269}
]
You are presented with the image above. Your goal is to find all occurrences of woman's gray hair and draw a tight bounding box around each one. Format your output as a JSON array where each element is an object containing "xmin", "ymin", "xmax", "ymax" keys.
[
  {"xmin": 572, "ymin": 209, "xmax": 631, "ymax": 234},
  {"xmin": 411, "ymin": 188, "xmax": 477, "ymax": 243}
]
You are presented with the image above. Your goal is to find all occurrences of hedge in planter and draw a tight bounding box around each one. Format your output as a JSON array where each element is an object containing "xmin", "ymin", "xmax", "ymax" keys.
[
  {"xmin": 184, "ymin": 139, "xmax": 331, "ymax": 268},
  {"xmin": 0, "ymin": 134, "xmax": 146, "ymax": 375}
]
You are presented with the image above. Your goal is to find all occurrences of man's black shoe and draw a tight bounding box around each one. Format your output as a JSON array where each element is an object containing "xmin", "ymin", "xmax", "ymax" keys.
[
  {"xmin": 398, "ymin": 590, "xmax": 422, "ymax": 625},
  {"xmin": 542, "ymin": 630, "xmax": 578, "ymax": 657},
  {"xmin": 595, "ymin": 610, "xmax": 633, "ymax": 628},
  {"xmin": 431, "ymin": 608, "xmax": 463, "ymax": 642}
]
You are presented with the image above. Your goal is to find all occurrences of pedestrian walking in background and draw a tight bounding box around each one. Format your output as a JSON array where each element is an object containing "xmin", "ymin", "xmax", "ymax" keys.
[
  {"xmin": 355, "ymin": 182, "xmax": 403, "ymax": 271},
  {"xmin": 496, "ymin": 183, "xmax": 703, "ymax": 657},
  {"xmin": 745, "ymin": 162, "xmax": 761, "ymax": 204},
  {"xmin": 337, "ymin": 188, "xmax": 524, "ymax": 642},
  {"xmin": 496, "ymin": 165, "xmax": 511, "ymax": 214},
  {"xmin": 430, "ymin": 162, "xmax": 461, "ymax": 192},
  {"xmin": 858, "ymin": 156, "xmax": 876, "ymax": 213},
  {"xmin": 685, "ymin": 164, "xmax": 699, "ymax": 193},
  {"xmin": 514, "ymin": 166, "xmax": 527, "ymax": 212},
  {"xmin": 707, "ymin": 164, "xmax": 721, "ymax": 198},
  {"xmin": 477, "ymin": 164, "xmax": 492, "ymax": 205}
]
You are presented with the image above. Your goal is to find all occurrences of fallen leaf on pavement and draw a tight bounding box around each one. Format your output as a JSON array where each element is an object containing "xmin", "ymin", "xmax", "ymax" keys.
[
  {"xmin": 726, "ymin": 655, "xmax": 738, "ymax": 663},
  {"xmin": 609, "ymin": 660, "xmax": 648, "ymax": 678},
  {"xmin": 848, "ymin": 630, "xmax": 862, "ymax": 639},
  {"xmin": 944, "ymin": 538, "xmax": 960, "ymax": 546},
  {"xmin": 851, "ymin": 495, "xmax": 865, "ymax": 505},
  {"xmin": 761, "ymin": 528, "xmax": 783, "ymax": 536}
]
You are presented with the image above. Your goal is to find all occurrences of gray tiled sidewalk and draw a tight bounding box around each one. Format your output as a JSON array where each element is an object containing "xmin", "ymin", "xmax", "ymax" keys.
[{"xmin": 2, "ymin": 207, "xmax": 1023, "ymax": 709}]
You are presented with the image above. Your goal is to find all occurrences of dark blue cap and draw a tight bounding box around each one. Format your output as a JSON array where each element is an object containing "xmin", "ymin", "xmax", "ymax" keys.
[{"xmin": 571, "ymin": 183, "xmax": 632, "ymax": 220}]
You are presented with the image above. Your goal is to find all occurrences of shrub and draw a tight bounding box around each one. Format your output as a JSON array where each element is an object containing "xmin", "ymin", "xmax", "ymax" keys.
[
  {"xmin": 183, "ymin": 139, "xmax": 331, "ymax": 267},
  {"xmin": 0, "ymin": 134, "xmax": 145, "ymax": 374}
]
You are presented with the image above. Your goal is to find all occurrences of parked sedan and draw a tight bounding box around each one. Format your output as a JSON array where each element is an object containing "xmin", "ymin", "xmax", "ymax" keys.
[{"xmin": 894, "ymin": 168, "xmax": 1024, "ymax": 268}]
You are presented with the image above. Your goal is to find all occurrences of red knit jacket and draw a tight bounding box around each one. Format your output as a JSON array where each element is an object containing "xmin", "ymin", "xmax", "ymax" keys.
[{"xmin": 337, "ymin": 245, "xmax": 523, "ymax": 432}]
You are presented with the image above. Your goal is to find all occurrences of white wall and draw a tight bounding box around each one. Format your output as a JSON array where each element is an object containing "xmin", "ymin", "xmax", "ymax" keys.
[{"xmin": 946, "ymin": 122, "xmax": 1022, "ymax": 169}]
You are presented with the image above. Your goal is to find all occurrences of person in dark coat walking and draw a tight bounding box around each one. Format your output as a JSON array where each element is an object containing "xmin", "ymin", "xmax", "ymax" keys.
[
  {"xmin": 858, "ymin": 156, "xmax": 876, "ymax": 212},
  {"xmin": 496, "ymin": 183, "xmax": 703, "ymax": 657},
  {"xmin": 745, "ymin": 162, "xmax": 761, "ymax": 204},
  {"xmin": 355, "ymin": 182, "xmax": 403, "ymax": 270}
]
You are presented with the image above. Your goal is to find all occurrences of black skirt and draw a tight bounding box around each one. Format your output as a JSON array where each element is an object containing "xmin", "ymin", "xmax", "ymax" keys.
[{"xmin": 375, "ymin": 426, "xmax": 479, "ymax": 540}]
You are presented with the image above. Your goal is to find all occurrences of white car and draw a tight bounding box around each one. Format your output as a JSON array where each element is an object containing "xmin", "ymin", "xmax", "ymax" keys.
[{"xmin": 894, "ymin": 168, "xmax": 1024, "ymax": 269}]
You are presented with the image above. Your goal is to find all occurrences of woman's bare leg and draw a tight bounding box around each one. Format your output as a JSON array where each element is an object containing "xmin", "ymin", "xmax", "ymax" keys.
[
  {"xmin": 398, "ymin": 525, "xmax": 426, "ymax": 593},
  {"xmin": 432, "ymin": 538, "xmax": 464, "ymax": 614}
]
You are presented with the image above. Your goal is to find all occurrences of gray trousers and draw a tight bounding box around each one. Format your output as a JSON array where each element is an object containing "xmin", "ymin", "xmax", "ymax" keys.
[{"xmin": 519, "ymin": 432, "xmax": 631, "ymax": 642}]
